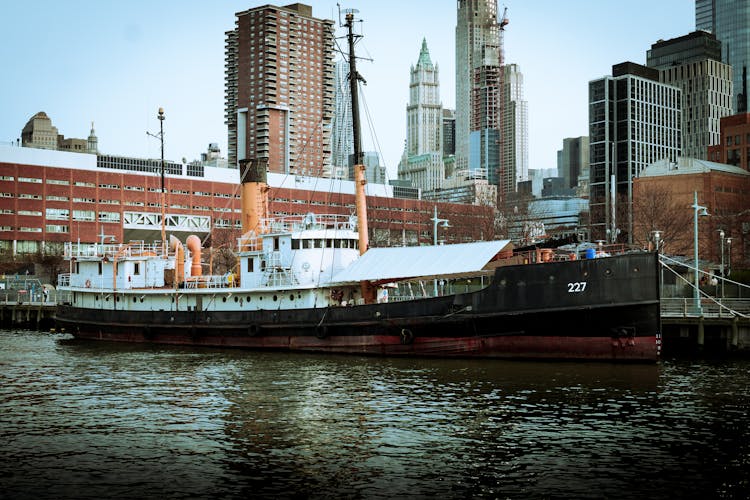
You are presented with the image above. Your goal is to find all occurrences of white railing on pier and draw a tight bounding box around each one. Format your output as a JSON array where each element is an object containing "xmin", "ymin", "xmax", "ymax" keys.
[
  {"xmin": 659, "ymin": 254, "xmax": 750, "ymax": 319},
  {"xmin": 661, "ymin": 298, "xmax": 750, "ymax": 319}
]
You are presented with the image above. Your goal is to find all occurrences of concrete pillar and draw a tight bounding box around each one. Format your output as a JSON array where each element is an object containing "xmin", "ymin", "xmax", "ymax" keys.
[
  {"xmin": 697, "ymin": 317, "xmax": 705, "ymax": 348},
  {"xmin": 731, "ymin": 317, "xmax": 739, "ymax": 348}
]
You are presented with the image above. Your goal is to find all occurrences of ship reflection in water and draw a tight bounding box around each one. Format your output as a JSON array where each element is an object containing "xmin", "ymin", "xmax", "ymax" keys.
[{"xmin": 1, "ymin": 330, "xmax": 749, "ymax": 499}]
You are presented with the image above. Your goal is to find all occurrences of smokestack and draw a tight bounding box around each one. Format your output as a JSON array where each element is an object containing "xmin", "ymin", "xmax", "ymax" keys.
[{"xmin": 240, "ymin": 158, "xmax": 269, "ymax": 234}]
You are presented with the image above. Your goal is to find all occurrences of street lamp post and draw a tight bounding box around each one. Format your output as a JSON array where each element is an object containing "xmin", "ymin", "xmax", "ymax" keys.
[
  {"xmin": 431, "ymin": 205, "xmax": 450, "ymax": 246},
  {"xmin": 719, "ymin": 229, "xmax": 725, "ymax": 298},
  {"xmin": 692, "ymin": 191, "xmax": 709, "ymax": 314},
  {"xmin": 158, "ymin": 108, "xmax": 166, "ymax": 256},
  {"xmin": 147, "ymin": 108, "xmax": 167, "ymax": 256},
  {"xmin": 727, "ymin": 237, "xmax": 732, "ymax": 279},
  {"xmin": 431, "ymin": 205, "xmax": 450, "ymax": 296}
]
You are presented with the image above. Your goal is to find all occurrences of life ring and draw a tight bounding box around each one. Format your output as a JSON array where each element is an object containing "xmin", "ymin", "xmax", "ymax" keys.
[
  {"xmin": 315, "ymin": 324, "xmax": 328, "ymax": 339},
  {"xmin": 400, "ymin": 328, "xmax": 414, "ymax": 345},
  {"xmin": 85, "ymin": 279, "xmax": 91, "ymax": 288},
  {"xmin": 248, "ymin": 324, "xmax": 259, "ymax": 336}
]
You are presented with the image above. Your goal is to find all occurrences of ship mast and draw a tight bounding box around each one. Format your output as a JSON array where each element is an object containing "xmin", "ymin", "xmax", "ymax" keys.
[{"xmin": 344, "ymin": 10, "xmax": 368, "ymax": 256}]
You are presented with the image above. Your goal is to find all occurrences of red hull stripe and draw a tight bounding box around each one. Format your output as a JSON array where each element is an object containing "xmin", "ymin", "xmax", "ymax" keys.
[{"xmin": 71, "ymin": 331, "xmax": 658, "ymax": 361}]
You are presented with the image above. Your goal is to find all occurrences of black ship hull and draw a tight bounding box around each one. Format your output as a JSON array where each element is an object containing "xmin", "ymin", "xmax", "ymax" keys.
[{"xmin": 55, "ymin": 252, "xmax": 661, "ymax": 361}]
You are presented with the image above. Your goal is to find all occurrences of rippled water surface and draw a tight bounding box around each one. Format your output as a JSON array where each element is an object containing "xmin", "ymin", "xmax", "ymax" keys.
[{"xmin": 1, "ymin": 330, "xmax": 749, "ymax": 499}]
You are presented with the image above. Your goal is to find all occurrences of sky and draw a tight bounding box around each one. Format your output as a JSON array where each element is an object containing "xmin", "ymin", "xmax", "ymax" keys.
[{"xmin": 0, "ymin": 1, "xmax": 695, "ymax": 180}]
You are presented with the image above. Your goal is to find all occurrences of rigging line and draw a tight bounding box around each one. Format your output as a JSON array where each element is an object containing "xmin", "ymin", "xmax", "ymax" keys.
[
  {"xmin": 358, "ymin": 83, "xmax": 391, "ymax": 186},
  {"xmin": 659, "ymin": 259, "xmax": 749, "ymax": 318},
  {"xmin": 659, "ymin": 253, "xmax": 750, "ymax": 290}
]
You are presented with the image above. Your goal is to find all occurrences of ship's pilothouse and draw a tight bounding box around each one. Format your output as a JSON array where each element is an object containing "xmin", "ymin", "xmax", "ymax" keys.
[{"xmin": 237, "ymin": 212, "xmax": 362, "ymax": 294}]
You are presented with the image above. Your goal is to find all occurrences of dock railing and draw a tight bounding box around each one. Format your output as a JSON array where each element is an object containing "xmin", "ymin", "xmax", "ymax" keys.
[{"xmin": 661, "ymin": 298, "xmax": 750, "ymax": 318}]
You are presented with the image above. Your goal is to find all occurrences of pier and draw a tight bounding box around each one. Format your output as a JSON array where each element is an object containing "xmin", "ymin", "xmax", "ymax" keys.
[
  {"xmin": 660, "ymin": 298, "xmax": 750, "ymax": 354},
  {"xmin": 0, "ymin": 290, "xmax": 60, "ymax": 330},
  {"xmin": 0, "ymin": 300, "xmax": 57, "ymax": 330}
]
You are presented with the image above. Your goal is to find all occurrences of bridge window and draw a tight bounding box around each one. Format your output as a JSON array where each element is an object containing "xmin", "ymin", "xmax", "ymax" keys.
[
  {"xmin": 292, "ymin": 239, "xmax": 300, "ymax": 249},
  {"xmin": 134, "ymin": 263, "xmax": 141, "ymax": 275}
]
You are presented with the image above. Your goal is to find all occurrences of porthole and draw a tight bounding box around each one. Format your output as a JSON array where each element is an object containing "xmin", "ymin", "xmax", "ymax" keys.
[
  {"xmin": 289, "ymin": 294, "xmax": 294, "ymax": 301},
  {"xmin": 234, "ymin": 296, "xmax": 239, "ymax": 303},
  {"xmin": 133, "ymin": 297, "xmax": 137, "ymax": 303},
  {"xmin": 605, "ymin": 268, "xmax": 612, "ymax": 276},
  {"xmin": 222, "ymin": 297, "xmax": 227, "ymax": 303},
  {"xmin": 633, "ymin": 267, "xmax": 639, "ymax": 273},
  {"xmin": 273, "ymin": 295, "xmax": 278, "ymax": 301}
]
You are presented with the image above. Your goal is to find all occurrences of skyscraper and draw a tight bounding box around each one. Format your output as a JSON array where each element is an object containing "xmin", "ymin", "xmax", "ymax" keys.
[
  {"xmin": 501, "ymin": 63, "xmax": 529, "ymax": 191},
  {"xmin": 696, "ymin": 0, "xmax": 750, "ymax": 112},
  {"xmin": 225, "ymin": 3, "xmax": 335, "ymax": 174},
  {"xmin": 455, "ymin": 0, "xmax": 504, "ymax": 176},
  {"xmin": 647, "ymin": 30, "xmax": 733, "ymax": 159},
  {"xmin": 406, "ymin": 39, "xmax": 443, "ymax": 157},
  {"xmin": 442, "ymin": 109, "xmax": 456, "ymax": 157},
  {"xmin": 331, "ymin": 59, "xmax": 353, "ymax": 178},
  {"xmin": 398, "ymin": 39, "xmax": 445, "ymax": 192},
  {"xmin": 588, "ymin": 62, "xmax": 682, "ymax": 243},
  {"xmin": 558, "ymin": 136, "xmax": 589, "ymax": 190}
]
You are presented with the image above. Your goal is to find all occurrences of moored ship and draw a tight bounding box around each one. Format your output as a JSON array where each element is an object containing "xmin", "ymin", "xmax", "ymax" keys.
[{"xmin": 54, "ymin": 10, "xmax": 661, "ymax": 361}]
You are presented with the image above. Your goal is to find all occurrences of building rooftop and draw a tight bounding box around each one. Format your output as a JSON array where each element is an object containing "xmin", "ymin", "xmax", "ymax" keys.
[{"xmin": 639, "ymin": 157, "xmax": 750, "ymax": 177}]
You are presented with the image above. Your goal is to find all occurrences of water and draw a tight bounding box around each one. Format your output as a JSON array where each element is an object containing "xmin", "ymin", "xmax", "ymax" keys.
[{"xmin": 1, "ymin": 330, "xmax": 749, "ymax": 499}]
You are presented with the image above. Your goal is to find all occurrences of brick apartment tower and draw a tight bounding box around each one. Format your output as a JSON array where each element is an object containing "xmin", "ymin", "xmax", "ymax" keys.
[{"xmin": 225, "ymin": 3, "xmax": 335, "ymax": 175}]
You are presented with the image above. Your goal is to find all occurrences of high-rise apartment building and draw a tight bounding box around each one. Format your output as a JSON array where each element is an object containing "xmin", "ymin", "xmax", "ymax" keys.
[
  {"xmin": 455, "ymin": 0, "xmax": 503, "ymax": 175},
  {"xmin": 696, "ymin": 0, "xmax": 750, "ymax": 112},
  {"xmin": 588, "ymin": 62, "xmax": 682, "ymax": 243},
  {"xmin": 558, "ymin": 136, "xmax": 590, "ymax": 190},
  {"xmin": 398, "ymin": 39, "xmax": 445, "ymax": 192},
  {"xmin": 225, "ymin": 3, "xmax": 335, "ymax": 175},
  {"xmin": 647, "ymin": 30, "xmax": 732, "ymax": 159},
  {"xmin": 331, "ymin": 59, "xmax": 353, "ymax": 178},
  {"xmin": 501, "ymin": 63, "xmax": 528, "ymax": 191}
]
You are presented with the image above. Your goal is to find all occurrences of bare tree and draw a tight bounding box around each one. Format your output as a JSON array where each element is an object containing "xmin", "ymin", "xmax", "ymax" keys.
[
  {"xmin": 631, "ymin": 185, "xmax": 692, "ymax": 254},
  {"xmin": 496, "ymin": 192, "xmax": 534, "ymax": 244},
  {"xmin": 205, "ymin": 229, "xmax": 240, "ymax": 276}
]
